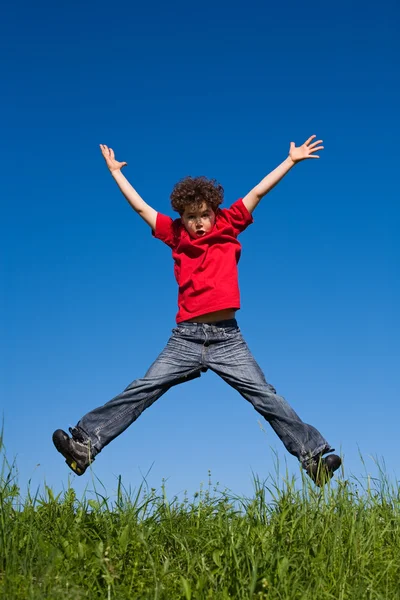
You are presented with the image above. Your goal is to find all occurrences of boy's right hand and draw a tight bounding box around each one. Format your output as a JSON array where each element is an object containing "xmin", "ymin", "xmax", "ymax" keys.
[{"xmin": 100, "ymin": 144, "xmax": 127, "ymax": 173}]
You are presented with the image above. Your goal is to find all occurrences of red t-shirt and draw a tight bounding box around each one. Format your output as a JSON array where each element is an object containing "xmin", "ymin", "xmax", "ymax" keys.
[{"xmin": 152, "ymin": 198, "xmax": 253, "ymax": 323}]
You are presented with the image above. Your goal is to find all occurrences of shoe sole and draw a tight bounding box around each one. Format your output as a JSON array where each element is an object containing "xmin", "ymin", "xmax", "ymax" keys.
[{"xmin": 52, "ymin": 429, "xmax": 87, "ymax": 475}]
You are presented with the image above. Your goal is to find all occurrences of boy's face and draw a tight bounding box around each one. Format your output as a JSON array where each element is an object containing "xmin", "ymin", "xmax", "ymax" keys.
[{"xmin": 181, "ymin": 202, "xmax": 216, "ymax": 239}]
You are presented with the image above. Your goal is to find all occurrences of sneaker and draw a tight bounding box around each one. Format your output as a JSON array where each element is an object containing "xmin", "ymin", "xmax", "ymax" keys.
[
  {"xmin": 305, "ymin": 453, "xmax": 342, "ymax": 486},
  {"xmin": 52, "ymin": 428, "xmax": 94, "ymax": 475}
]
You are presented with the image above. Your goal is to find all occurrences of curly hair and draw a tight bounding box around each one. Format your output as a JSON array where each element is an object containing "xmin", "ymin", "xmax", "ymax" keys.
[{"xmin": 170, "ymin": 176, "xmax": 224, "ymax": 215}]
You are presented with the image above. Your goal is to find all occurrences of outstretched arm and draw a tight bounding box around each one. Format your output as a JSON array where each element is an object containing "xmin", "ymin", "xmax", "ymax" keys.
[
  {"xmin": 242, "ymin": 135, "xmax": 324, "ymax": 214},
  {"xmin": 100, "ymin": 144, "xmax": 158, "ymax": 230}
]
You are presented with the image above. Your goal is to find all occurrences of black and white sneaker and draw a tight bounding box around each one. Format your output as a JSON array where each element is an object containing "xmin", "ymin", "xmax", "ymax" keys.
[
  {"xmin": 305, "ymin": 454, "xmax": 342, "ymax": 487},
  {"xmin": 52, "ymin": 428, "xmax": 95, "ymax": 475}
]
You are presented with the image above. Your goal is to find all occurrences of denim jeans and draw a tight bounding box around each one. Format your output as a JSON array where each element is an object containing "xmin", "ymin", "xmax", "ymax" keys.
[{"xmin": 74, "ymin": 320, "xmax": 333, "ymax": 466}]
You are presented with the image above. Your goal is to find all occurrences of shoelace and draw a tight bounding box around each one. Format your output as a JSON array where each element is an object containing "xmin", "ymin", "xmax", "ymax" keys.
[{"xmin": 69, "ymin": 426, "xmax": 87, "ymax": 444}]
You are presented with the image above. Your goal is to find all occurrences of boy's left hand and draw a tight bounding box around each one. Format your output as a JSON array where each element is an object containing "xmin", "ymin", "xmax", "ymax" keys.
[{"xmin": 289, "ymin": 135, "xmax": 324, "ymax": 163}]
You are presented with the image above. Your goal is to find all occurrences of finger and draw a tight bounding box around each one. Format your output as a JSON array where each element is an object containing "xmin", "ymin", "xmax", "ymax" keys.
[
  {"xmin": 310, "ymin": 146, "xmax": 324, "ymax": 153},
  {"xmin": 290, "ymin": 141, "xmax": 295, "ymax": 151},
  {"xmin": 305, "ymin": 135, "xmax": 316, "ymax": 146},
  {"xmin": 110, "ymin": 148, "xmax": 115, "ymax": 160},
  {"xmin": 309, "ymin": 140, "xmax": 323, "ymax": 148},
  {"xmin": 121, "ymin": 162, "xmax": 128, "ymax": 168},
  {"xmin": 308, "ymin": 155, "xmax": 320, "ymax": 159}
]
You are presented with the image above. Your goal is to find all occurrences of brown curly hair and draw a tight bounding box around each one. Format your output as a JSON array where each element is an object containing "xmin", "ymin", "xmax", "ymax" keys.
[{"xmin": 170, "ymin": 176, "xmax": 224, "ymax": 215}]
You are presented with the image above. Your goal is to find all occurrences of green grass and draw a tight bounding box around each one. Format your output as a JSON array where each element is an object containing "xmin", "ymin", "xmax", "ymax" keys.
[{"xmin": 1, "ymin": 438, "xmax": 400, "ymax": 599}]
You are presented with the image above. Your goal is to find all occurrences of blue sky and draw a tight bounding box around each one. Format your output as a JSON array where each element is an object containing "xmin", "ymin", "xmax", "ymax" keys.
[{"xmin": 1, "ymin": 0, "xmax": 399, "ymax": 500}]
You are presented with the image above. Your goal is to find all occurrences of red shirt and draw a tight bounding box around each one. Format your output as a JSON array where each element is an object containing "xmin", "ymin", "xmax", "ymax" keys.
[{"xmin": 153, "ymin": 198, "xmax": 253, "ymax": 323}]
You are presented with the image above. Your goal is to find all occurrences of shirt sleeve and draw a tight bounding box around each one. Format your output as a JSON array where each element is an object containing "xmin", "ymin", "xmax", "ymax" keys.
[
  {"xmin": 221, "ymin": 198, "xmax": 254, "ymax": 236},
  {"xmin": 152, "ymin": 212, "xmax": 179, "ymax": 249}
]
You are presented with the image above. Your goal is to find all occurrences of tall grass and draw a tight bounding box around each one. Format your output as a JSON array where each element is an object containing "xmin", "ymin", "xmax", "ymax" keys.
[{"xmin": 1, "ymin": 434, "xmax": 400, "ymax": 599}]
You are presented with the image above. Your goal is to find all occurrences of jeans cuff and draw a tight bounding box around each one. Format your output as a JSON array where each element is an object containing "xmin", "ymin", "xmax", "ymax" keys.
[{"xmin": 301, "ymin": 444, "xmax": 335, "ymax": 468}]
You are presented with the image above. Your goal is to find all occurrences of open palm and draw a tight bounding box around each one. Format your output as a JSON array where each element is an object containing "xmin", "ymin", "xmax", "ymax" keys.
[
  {"xmin": 100, "ymin": 144, "xmax": 127, "ymax": 172},
  {"xmin": 289, "ymin": 135, "xmax": 324, "ymax": 162}
]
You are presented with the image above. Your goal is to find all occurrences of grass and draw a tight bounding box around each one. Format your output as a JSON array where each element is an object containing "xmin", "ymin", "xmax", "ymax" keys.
[{"xmin": 1, "ymin": 436, "xmax": 400, "ymax": 599}]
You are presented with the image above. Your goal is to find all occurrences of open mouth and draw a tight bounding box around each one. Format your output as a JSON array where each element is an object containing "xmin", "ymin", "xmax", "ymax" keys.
[{"xmin": 196, "ymin": 230, "xmax": 205, "ymax": 236}]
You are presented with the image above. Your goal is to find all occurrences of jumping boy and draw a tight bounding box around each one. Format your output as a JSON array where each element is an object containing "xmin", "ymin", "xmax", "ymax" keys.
[{"xmin": 53, "ymin": 136, "xmax": 341, "ymax": 486}]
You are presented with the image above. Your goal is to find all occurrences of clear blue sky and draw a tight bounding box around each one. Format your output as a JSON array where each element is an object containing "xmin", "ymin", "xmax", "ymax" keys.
[{"xmin": 1, "ymin": 0, "xmax": 399, "ymax": 500}]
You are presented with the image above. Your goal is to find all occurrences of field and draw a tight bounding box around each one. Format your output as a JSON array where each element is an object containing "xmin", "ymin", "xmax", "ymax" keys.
[{"xmin": 1, "ymin": 440, "xmax": 400, "ymax": 599}]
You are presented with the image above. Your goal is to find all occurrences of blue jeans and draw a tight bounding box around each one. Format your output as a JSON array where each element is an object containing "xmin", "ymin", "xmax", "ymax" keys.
[{"xmin": 74, "ymin": 320, "xmax": 333, "ymax": 466}]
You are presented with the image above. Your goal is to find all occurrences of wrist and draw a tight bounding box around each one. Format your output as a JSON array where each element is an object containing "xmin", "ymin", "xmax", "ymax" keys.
[{"xmin": 286, "ymin": 155, "xmax": 296, "ymax": 167}]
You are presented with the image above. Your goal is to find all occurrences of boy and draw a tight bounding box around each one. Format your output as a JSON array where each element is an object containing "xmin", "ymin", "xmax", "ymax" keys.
[{"xmin": 53, "ymin": 136, "xmax": 341, "ymax": 486}]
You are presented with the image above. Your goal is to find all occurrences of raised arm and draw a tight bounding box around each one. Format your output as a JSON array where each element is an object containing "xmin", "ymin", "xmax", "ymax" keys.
[
  {"xmin": 242, "ymin": 135, "xmax": 324, "ymax": 214},
  {"xmin": 100, "ymin": 144, "xmax": 158, "ymax": 230}
]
